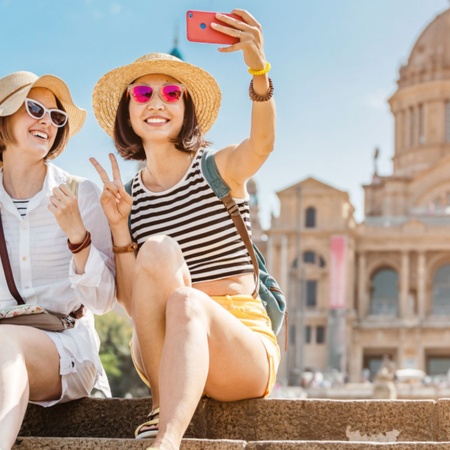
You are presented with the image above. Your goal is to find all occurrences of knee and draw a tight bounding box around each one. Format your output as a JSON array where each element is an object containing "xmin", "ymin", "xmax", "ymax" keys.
[
  {"xmin": 166, "ymin": 288, "xmax": 207, "ymax": 327},
  {"xmin": 135, "ymin": 235, "xmax": 183, "ymax": 276}
]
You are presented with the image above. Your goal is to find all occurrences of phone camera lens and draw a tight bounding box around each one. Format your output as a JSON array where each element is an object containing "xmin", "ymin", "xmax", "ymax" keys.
[{"xmin": 189, "ymin": 12, "xmax": 193, "ymax": 18}]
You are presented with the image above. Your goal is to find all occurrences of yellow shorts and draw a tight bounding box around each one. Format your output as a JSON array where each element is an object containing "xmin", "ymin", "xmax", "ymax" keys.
[{"xmin": 130, "ymin": 294, "xmax": 281, "ymax": 398}]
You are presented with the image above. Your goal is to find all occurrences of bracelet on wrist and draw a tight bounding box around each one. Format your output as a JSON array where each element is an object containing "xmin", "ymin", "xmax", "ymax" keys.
[
  {"xmin": 248, "ymin": 61, "xmax": 271, "ymax": 76},
  {"xmin": 249, "ymin": 77, "xmax": 274, "ymax": 102},
  {"xmin": 113, "ymin": 242, "xmax": 138, "ymax": 254},
  {"xmin": 68, "ymin": 231, "xmax": 91, "ymax": 254}
]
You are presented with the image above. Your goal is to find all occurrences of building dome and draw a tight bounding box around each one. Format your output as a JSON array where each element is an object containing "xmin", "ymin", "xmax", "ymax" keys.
[{"xmin": 398, "ymin": 8, "xmax": 450, "ymax": 87}]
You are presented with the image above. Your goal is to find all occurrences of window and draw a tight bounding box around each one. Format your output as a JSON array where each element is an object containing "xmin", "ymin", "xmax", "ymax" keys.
[
  {"xmin": 409, "ymin": 107, "xmax": 415, "ymax": 147},
  {"xmin": 289, "ymin": 325, "xmax": 296, "ymax": 345},
  {"xmin": 305, "ymin": 325, "xmax": 311, "ymax": 344},
  {"xmin": 316, "ymin": 326, "xmax": 326, "ymax": 344},
  {"xmin": 303, "ymin": 251, "xmax": 315, "ymax": 264},
  {"xmin": 306, "ymin": 280, "xmax": 317, "ymax": 307},
  {"xmin": 432, "ymin": 264, "xmax": 450, "ymax": 315},
  {"xmin": 305, "ymin": 207, "xmax": 316, "ymax": 228},
  {"xmin": 302, "ymin": 251, "xmax": 326, "ymax": 268},
  {"xmin": 369, "ymin": 269, "xmax": 399, "ymax": 316},
  {"xmin": 427, "ymin": 355, "xmax": 450, "ymax": 376},
  {"xmin": 418, "ymin": 103, "xmax": 424, "ymax": 144}
]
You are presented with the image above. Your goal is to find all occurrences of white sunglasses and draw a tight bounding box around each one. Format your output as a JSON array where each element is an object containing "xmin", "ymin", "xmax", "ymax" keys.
[{"xmin": 25, "ymin": 98, "xmax": 68, "ymax": 128}]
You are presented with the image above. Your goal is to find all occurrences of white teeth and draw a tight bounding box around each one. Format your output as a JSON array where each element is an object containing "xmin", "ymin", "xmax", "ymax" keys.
[
  {"xmin": 30, "ymin": 131, "xmax": 48, "ymax": 140},
  {"xmin": 146, "ymin": 118, "xmax": 167, "ymax": 124}
]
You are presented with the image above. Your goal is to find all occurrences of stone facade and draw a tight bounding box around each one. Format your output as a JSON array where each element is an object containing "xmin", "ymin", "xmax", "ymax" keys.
[{"xmin": 263, "ymin": 8, "xmax": 450, "ymax": 385}]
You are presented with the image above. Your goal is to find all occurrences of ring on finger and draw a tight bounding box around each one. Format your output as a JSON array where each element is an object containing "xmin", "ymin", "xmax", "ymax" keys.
[{"xmin": 237, "ymin": 29, "xmax": 242, "ymax": 38}]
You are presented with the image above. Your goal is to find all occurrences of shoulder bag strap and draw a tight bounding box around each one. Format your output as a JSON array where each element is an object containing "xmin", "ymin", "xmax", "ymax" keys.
[
  {"xmin": 0, "ymin": 210, "xmax": 25, "ymax": 305},
  {"xmin": 200, "ymin": 150, "xmax": 260, "ymax": 298}
]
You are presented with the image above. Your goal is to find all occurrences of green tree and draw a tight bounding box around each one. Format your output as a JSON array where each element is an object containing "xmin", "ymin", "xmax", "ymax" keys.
[{"xmin": 95, "ymin": 309, "xmax": 150, "ymax": 398}]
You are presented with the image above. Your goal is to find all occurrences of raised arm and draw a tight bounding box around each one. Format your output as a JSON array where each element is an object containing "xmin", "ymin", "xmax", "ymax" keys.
[
  {"xmin": 90, "ymin": 153, "xmax": 135, "ymax": 316},
  {"xmin": 212, "ymin": 9, "xmax": 276, "ymax": 196}
]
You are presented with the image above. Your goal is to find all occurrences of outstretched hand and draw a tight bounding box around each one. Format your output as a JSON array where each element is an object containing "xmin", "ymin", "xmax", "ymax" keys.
[
  {"xmin": 89, "ymin": 153, "xmax": 132, "ymax": 228},
  {"xmin": 212, "ymin": 9, "xmax": 266, "ymax": 70}
]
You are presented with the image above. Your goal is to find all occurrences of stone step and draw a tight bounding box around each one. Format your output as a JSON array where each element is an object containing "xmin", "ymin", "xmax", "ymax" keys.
[
  {"xmin": 20, "ymin": 397, "xmax": 450, "ymax": 442},
  {"xmin": 13, "ymin": 437, "xmax": 247, "ymax": 450},
  {"xmin": 12, "ymin": 437, "xmax": 450, "ymax": 449}
]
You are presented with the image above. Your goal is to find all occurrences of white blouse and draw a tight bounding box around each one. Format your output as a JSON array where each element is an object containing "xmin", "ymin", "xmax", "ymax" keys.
[{"xmin": 0, "ymin": 163, "xmax": 116, "ymax": 395}]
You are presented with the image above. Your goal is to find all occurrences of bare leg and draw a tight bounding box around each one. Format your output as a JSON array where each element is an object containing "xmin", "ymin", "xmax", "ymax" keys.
[
  {"xmin": 131, "ymin": 235, "xmax": 191, "ymax": 410},
  {"xmin": 151, "ymin": 288, "xmax": 269, "ymax": 449},
  {"xmin": 129, "ymin": 236, "xmax": 270, "ymax": 450},
  {"xmin": 0, "ymin": 326, "xmax": 61, "ymax": 450}
]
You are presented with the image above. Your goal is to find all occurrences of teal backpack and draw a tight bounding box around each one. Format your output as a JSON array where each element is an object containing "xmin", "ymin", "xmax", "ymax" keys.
[
  {"xmin": 124, "ymin": 150, "xmax": 287, "ymax": 336},
  {"xmin": 200, "ymin": 149, "xmax": 287, "ymax": 336}
]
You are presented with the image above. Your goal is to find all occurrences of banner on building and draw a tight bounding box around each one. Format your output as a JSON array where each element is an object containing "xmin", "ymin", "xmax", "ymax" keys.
[{"xmin": 329, "ymin": 235, "xmax": 347, "ymax": 310}]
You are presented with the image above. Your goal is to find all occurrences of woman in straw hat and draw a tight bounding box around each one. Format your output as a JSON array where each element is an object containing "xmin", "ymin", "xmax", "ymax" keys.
[
  {"xmin": 91, "ymin": 9, "xmax": 278, "ymax": 449},
  {"xmin": 0, "ymin": 71, "xmax": 116, "ymax": 449}
]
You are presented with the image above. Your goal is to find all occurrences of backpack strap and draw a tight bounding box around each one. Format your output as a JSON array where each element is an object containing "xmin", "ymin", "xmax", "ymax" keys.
[{"xmin": 200, "ymin": 149, "xmax": 260, "ymax": 299}]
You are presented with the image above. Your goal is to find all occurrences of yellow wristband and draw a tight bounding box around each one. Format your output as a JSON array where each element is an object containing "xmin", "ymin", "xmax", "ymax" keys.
[{"xmin": 248, "ymin": 62, "xmax": 271, "ymax": 76}]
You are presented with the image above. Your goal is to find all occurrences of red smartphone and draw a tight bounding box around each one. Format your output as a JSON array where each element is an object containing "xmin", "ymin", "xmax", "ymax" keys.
[{"xmin": 186, "ymin": 10, "xmax": 241, "ymax": 45}]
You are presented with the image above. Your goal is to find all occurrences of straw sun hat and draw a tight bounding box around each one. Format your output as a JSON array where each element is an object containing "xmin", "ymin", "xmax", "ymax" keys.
[
  {"xmin": 92, "ymin": 53, "xmax": 222, "ymax": 137},
  {"xmin": 0, "ymin": 71, "xmax": 86, "ymax": 137}
]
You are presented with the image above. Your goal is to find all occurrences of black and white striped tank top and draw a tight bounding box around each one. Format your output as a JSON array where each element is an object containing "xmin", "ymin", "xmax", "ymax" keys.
[{"xmin": 129, "ymin": 149, "xmax": 254, "ymax": 283}]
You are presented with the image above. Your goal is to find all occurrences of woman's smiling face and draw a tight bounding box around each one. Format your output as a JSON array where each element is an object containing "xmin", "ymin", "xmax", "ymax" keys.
[
  {"xmin": 8, "ymin": 87, "xmax": 59, "ymax": 160},
  {"xmin": 128, "ymin": 73, "xmax": 185, "ymax": 145}
]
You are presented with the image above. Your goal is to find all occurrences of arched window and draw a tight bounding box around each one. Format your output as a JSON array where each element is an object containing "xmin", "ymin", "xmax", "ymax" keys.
[
  {"xmin": 305, "ymin": 207, "xmax": 316, "ymax": 228},
  {"xmin": 432, "ymin": 264, "xmax": 450, "ymax": 315},
  {"xmin": 370, "ymin": 269, "xmax": 399, "ymax": 316},
  {"xmin": 303, "ymin": 251, "xmax": 315, "ymax": 264},
  {"xmin": 302, "ymin": 251, "xmax": 326, "ymax": 268}
]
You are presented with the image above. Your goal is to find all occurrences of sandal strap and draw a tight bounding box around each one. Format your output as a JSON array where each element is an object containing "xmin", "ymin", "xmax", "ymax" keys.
[
  {"xmin": 135, "ymin": 417, "xmax": 159, "ymax": 437},
  {"xmin": 147, "ymin": 407, "xmax": 160, "ymax": 420}
]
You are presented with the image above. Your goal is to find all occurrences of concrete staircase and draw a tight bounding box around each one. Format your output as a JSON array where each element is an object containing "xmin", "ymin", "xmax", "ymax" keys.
[{"xmin": 13, "ymin": 397, "xmax": 450, "ymax": 449}]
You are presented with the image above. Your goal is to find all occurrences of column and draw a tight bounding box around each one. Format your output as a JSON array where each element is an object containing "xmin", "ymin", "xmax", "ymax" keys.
[
  {"xmin": 417, "ymin": 251, "xmax": 426, "ymax": 320},
  {"xmin": 399, "ymin": 251, "xmax": 409, "ymax": 319},
  {"xmin": 280, "ymin": 235, "xmax": 288, "ymax": 298},
  {"xmin": 358, "ymin": 252, "xmax": 366, "ymax": 319}
]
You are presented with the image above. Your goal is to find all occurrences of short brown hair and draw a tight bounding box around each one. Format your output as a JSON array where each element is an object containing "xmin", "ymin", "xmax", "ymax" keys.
[
  {"xmin": 0, "ymin": 97, "xmax": 69, "ymax": 161},
  {"xmin": 113, "ymin": 89, "xmax": 210, "ymax": 161}
]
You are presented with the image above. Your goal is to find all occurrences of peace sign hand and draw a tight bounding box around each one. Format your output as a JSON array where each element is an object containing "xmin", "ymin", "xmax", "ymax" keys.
[{"xmin": 89, "ymin": 153, "xmax": 132, "ymax": 228}]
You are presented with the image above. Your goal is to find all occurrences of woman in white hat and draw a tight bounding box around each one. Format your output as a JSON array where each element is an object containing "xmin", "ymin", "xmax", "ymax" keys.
[
  {"xmin": 91, "ymin": 9, "xmax": 278, "ymax": 450},
  {"xmin": 0, "ymin": 71, "xmax": 116, "ymax": 449}
]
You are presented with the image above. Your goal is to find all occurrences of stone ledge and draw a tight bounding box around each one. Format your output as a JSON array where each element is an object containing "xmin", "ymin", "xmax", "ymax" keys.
[
  {"xmin": 12, "ymin": 438, "xmax": 450, "ymax": 450},
  {"xmin": 19, "ymin": 397, "xmax": 444, "ymax": 441},
  {"xmin": 13, "ymin": 437, "xmax": 246, "ymax": 450}
]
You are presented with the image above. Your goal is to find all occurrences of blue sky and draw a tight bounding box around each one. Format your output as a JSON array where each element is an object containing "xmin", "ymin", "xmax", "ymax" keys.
[{"xmin": 1, "ymin": 0, "xmax": 449, "ymax": 227}]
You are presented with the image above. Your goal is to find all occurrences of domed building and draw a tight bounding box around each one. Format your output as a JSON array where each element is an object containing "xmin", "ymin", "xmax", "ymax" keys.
[{"xmin": 268, "ymin": 7, "xmax": 450, "ymax": 387}]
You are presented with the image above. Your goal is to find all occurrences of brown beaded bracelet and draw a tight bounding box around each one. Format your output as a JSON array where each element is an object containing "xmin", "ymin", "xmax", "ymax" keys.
[
  {"xmin": 68, "ymin": 231, "xmax": 91, "ymax": 254},
  {"xmin": 113, "ymin": 242, "xmax": 138, "ymax": 254},
  {"xmin": 249, "ymin": 77, "xmax": 274, "ymax": 102}
]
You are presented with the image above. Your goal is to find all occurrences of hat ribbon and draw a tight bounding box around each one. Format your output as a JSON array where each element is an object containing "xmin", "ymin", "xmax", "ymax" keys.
[{"xmin": 0, "ymin": 83, "xmax": 33, "ymax": 105}]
